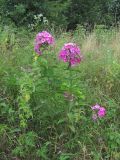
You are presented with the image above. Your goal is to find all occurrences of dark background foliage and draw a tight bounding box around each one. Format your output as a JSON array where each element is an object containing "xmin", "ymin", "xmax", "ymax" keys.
[{"xmin": 0, "ymin": 0, "xmax": 120, "ymax": 29}]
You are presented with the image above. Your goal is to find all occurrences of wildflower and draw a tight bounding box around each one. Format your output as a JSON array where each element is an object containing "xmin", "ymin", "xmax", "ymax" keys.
[
  {"xmin": 59, "ymin": 43, "xmax": 82, "ymax": 66},
  {"xmin": 91, "ymin": 104, "xmax": 106, "ymax": 120},
  {"xmin": 98, "ymin": 107, "xmax": 106, "ymax": 117},
  {"xmin": 91, "ymin": 104, "xmax": 101, "ymax": 110},
  {"xmin": 34, "ymin": 31, "xmax": 54, "ymax": 54}
]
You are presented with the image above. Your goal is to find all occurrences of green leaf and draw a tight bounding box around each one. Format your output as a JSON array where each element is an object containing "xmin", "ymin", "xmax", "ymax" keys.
[{"xmin": 68, "ymin": 125, "xmax": 75, "ymax": 133}]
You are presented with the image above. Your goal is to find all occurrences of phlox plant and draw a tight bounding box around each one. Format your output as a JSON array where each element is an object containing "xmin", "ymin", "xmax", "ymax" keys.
[
  {"xmin": 32, "ymin": 31, "xmax": 106, "ymax": 132},
  {"xmin": 91, "ymin": 104, "xmax": 106, "ymax": 120},
  {"xmin": 13, "ymin": 30, "xmax": 107, "ymax": 159}
]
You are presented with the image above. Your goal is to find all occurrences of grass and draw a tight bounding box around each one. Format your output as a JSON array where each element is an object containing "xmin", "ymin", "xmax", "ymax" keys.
[{"xmin": 0, "ymin": 25, "xmax": 120, "ymax": 160}]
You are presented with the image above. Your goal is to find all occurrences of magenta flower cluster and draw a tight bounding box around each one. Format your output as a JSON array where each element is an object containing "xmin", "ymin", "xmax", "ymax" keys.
[
  {"xmin": 59, "ymin": 43, "xmax": 82, "ymax": 66},
  {"xmin": 34, "ymin": 31, "xmax": 54, "ymax": 55},
  {"xmin": 34, "ymin": 31, "xmax": 107, "ymax": 120},
  {"xmin": 34, "ymin": 32, "xmax": 82, "ymax": 66},
  {"xmin": 91, "ymin": 104, "xmax": 106, "ymax": 120}
]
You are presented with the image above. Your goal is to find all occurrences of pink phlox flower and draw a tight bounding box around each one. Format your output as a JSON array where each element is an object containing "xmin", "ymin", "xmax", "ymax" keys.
[
  {"xmin": 59, "ymin": 43, "xmax": 82, "ymax": 66},
  {"xmin": 98, "ymin": 107, "xmax": 106, "ymax": 117},
  {"xmin": 91, "ymin": 104, "xmax": 106, "ymax": 120},
  {"xmin": 91, "ymin": 104, "xmax": 101, "ymax": 110},
  {"xmin": 35, "ymin": 31, "xmax": 54, "ymax": 45},
  {"xmin": 34, "ymin": 31, "xmax": 54, "ymax": 54}
]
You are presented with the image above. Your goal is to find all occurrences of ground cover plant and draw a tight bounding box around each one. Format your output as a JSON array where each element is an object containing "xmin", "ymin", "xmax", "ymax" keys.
[{"xmin": 0, "ymin": 25, "xmax": 120, "ymax": 160}]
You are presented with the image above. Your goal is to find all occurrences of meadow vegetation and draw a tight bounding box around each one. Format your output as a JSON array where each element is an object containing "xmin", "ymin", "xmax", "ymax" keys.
[{"xmin": 0, "ymin": 25, "xmax": 120, "ymax": 160}]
